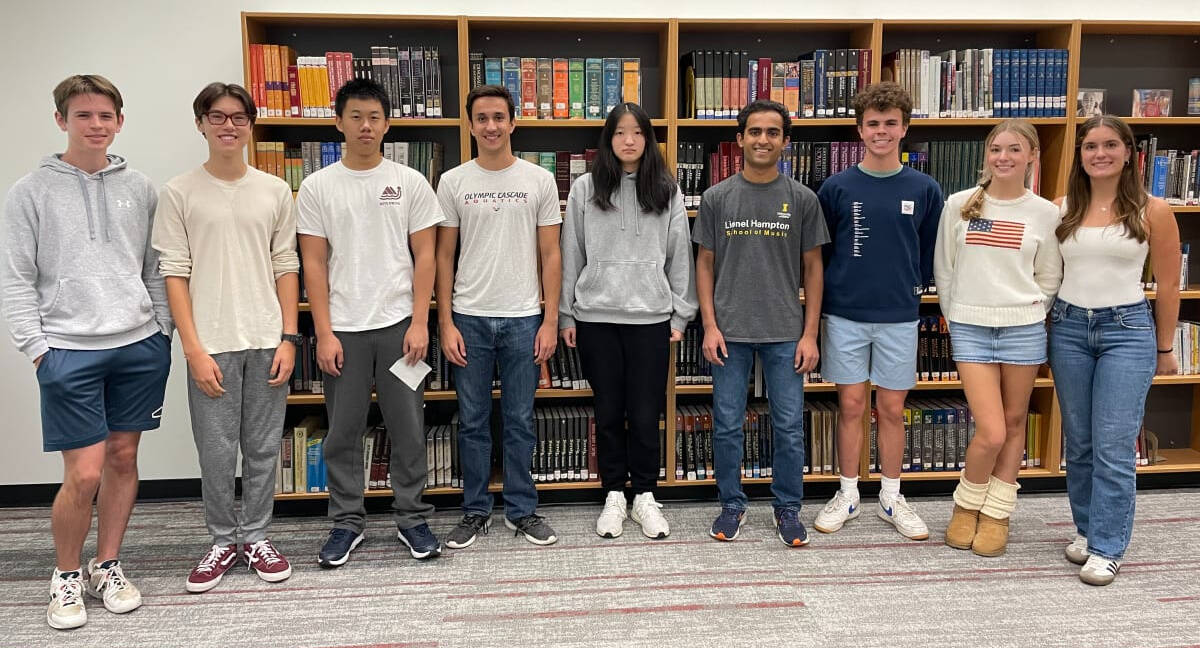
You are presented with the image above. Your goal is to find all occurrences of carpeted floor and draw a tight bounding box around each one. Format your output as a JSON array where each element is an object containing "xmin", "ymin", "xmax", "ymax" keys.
[{"xmin": 1, "ymin": 489, "xmax": 1198, "ymax": 648}]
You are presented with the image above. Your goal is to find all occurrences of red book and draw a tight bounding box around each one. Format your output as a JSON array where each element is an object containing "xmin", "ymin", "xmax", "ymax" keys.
[
  {"xmin": 757, "ymin": 57, "xmax": 772, "ymax": 101},
  {"xmin": 287, "ymin": 65, "xmax": 301, "ymax": 117},
  {"xmin": 248, "ymin": 44, "xmax": 266, "ymax": 118},
  {"xmin": 859, "ymin": 49, "xmax": 872, "ymax": 88},
  {"xmin": 709, "ymin": 151, "xmax": 720, "ymax": 187}
]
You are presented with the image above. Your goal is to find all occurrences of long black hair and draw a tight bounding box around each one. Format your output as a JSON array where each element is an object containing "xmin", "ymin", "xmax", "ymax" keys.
[{"xmin": 591, "ymin": 102, "xmax": 674, "ymax": 214}]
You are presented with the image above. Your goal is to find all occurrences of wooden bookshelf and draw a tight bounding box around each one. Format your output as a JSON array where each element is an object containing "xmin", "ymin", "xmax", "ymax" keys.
[{"xmin": 242, "ymin": 14, "xmax": 1200, "ymax": 502}]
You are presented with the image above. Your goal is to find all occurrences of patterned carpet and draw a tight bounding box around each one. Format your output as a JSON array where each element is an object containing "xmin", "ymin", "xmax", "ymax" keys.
[{"xmin": 1, "ymin": 489, "xmax": 1199, "ymax": 648}]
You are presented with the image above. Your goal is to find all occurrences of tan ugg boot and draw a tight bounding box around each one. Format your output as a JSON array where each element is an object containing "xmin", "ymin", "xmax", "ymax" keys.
[
  {"xmin": 972, "ymin": 477, "xmax": 1020, "ymax": 557},
  {"xmin": 945, "ymin": 474, "xmax": 987, "ymax": 550}
]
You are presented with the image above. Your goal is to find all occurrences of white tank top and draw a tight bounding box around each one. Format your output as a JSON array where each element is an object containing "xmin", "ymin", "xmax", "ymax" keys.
[{"xmin": 1056, "ymin": 201, "xmax": 1149, "ymax": 308}]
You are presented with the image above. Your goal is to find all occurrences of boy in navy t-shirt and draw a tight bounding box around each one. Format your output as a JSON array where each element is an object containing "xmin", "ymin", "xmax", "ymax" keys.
[{"xmin": 814, "ymin": 82, "xmax": 943, "ymax": 541}]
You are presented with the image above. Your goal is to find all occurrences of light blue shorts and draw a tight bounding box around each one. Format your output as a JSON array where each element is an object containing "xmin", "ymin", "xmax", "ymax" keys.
[
  {"xmin": 948, "ymin": 320, "xmax": 1047, "ymax": 365},
  {"xmin": 820, "ymin": 314, "xmax": 918, "ymax": 390}
]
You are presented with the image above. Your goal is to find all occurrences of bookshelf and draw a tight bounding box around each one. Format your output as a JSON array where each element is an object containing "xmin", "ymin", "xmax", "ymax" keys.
[{"xmin": 242, "ymin": 13, "xmax": 1200, "ymax": 501}]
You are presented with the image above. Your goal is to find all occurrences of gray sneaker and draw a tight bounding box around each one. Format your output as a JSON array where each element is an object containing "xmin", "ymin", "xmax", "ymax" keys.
[
  {"xmin": 445, "ymin": 514, "xmax": 491, "ymax": 549},
  {"xmin": 504, "ymin": 514, "xmax": 558, "ymax": 546}
]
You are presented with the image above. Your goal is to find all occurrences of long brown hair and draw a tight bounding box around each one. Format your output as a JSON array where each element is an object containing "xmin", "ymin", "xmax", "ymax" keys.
[
  {"xmin": 960, "ymin": 119, "xmax": 1040, "ymax": 220},
  {"xmin": 1056, "ymin": 115, "xmax": 1148, "ymax": 243}
]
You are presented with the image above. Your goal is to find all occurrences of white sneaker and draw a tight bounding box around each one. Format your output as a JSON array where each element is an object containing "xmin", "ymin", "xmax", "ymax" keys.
[
  {"xmin": 1065, "ymin": 534, "xmax": 1089, "ymax": 566},
  {"xmin": 47, "ymin": 569, "xmax": 87, "ymax": 630},
  {"xmin": 814, "ymin": 490, "xmax": 861, "ymax": 534},
  {"xmin": 85, "ymin": 558, "xmax": 142, "ymax": 614},
  {"xmin": 1080, "ymin": 554, "xmax": 1120, "ymax": 586},
  {"xmin": 631, "ymin": 492, "xmax": 670, "ymax": 539},
  {"xmin": 877, "ymin": 494, "xmax": 930, "ymax": 540},
  {"xmin": 595, "ymin": 491, "xmax": 627, "ymax": 538}
]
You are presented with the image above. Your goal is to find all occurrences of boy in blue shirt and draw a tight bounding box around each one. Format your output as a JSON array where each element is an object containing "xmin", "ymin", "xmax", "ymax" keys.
[{"xmin": 814, "ymin": 82, "xmax": 943, "ymax": 540}]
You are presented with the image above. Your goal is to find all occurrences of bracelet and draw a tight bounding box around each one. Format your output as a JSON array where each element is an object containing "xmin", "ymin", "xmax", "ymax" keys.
[{"xmin": 1158, "ymin": 348, "xmax": 1174, "ymax": 354}]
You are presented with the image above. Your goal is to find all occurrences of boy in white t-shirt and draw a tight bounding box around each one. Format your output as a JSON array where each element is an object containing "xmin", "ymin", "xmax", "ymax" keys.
[
  {"xmin": 298, "ymin": 79, "xmax": 445, "ymax": 566},
  {"xmin": 436, "ymin": 85, "xmax": 563, "ymax": 548}
]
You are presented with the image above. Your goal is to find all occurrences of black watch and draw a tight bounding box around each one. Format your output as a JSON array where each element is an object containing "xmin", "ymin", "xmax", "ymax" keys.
[{"xmin": 281, "ymin": 333, "xmax": 304, "ymax": 346}]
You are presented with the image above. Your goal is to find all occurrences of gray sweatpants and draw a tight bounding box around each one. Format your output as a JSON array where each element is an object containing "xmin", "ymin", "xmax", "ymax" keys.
[
  {"xmin": 324, "ymin": 318, "xmax": 432, "ymax": 532},
  {"xmin": 187, "ymin": 348, "xmax": 287, "ymax": 546}
]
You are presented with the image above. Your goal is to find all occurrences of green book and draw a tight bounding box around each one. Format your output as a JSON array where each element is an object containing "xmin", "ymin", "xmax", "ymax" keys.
[
  {"xmin": 569, "ymin": 58, "xmax": 585, "ymax": 119},
  {"xmin": 538, "ymin": 151, "xmax": 556, "ymax": 176},
  {"xmin": 585, "ymin": 58, "xmax": 603, "ymax": 119}
]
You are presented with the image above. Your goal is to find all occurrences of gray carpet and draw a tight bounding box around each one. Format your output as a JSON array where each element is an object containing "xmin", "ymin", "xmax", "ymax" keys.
[{"xmin": 1, "ymin": 489, "xmax": 1199, "ymax": 648}]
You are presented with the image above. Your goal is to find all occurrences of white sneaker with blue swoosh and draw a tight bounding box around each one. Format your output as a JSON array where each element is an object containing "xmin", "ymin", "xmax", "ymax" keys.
[
  {"xmin": 877, "ymin": 494, "xmax": 929, "ymax": 540},
  {"xmin": 814, "ymin": 490, "xmax": 861, "ymax": 534}
]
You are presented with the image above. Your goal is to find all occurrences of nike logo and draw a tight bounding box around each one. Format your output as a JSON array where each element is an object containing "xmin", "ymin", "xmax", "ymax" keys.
[
  {"xmin": 883, "ymin": 506, "xmax": 893, "ymax": 517},
  {"xmin": 848, "ymin": 505, "xmax": 857, "ymax": 514}
]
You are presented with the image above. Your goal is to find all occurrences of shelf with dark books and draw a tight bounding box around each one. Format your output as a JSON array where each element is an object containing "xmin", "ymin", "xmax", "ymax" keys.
[
  {"xmin": 255, "ymin": 117, "xmax": 461, "ymax": 127},
  {"xmin": 677, "ymin": 118, "xmax": 856, "ymax": 127}
]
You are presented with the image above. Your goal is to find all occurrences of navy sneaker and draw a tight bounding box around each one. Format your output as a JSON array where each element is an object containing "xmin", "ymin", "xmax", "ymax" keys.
[
  {"xmin": 774, "ymin": 507, "xmax": 809, "ymax": 547},
  {"xmin": 396, "ymin": 522, "xmax": 442, "ymax": 559},
  {"xmin": 709, "ymin": 507, "xmax": 745, "ymax": 541},
  {"xmin": 318, "ymin": 528, "xmax": 364, "ymax": 568}
]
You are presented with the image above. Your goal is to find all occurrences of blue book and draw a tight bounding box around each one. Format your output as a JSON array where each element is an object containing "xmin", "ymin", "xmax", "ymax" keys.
[
  {"xmin": 584, "ymin": 58, "xmax": 602, "ymax": 119},
  {"xmin": 999, "ymin": 49, "xmax": 1010, "ymax": 117},
  {"xmin": 1038, "ymin": 49, "xmax": 1049, "ymax": 117},
  {"xmin": 602, "ymin": 58, "xmax": 621, "ymax": 119},
  {"xmin": 1017, "ymin": 49, "xmax": 1028, "ymax": 117},
  {"xmin": 1152, "ymin": 155, "xmax": 1169, "ymax": 197},
  {"xmin": 306, "ymin": 435, "xmax": 324, "ymax": 493},
  {"xmin": 501, "ymin": 56, "xmax": 521, "ymax": 112},
  {"xmin": 1058, "ymin": 49, "xmax": 1069, "ymax": 116},
  {"xmin": 813, "ymin": 50, "xmax": 828, "ymax": 117},
  {"xmin": 992, "ymin": 49, "xmax": 1003, "ymax": 117},
  {"xmin": 484, "ymin": 57, "xmax": 502, "ymax": 86}
]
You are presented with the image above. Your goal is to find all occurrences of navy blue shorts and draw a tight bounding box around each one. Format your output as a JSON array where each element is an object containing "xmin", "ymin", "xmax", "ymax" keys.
[{"xmin": 36, "ymin": 333, "xmax": 172, "ymax": 452}]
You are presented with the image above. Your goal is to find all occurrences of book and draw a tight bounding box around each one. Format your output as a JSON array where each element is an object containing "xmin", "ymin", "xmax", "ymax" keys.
[
  {"xmin": 1077, "ymin": 88, "xmax": 1106, "ymax": 118},
  {"xmin": 1132, "ymin": 89, "xmax": 1173, "ymax": 118},
  {"xmin": 1189, "ymin": 77, "xmax": 1200, "ymax": 116}
]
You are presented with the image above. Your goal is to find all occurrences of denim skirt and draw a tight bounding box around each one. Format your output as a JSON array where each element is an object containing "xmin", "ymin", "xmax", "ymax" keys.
[{"xmin": 948, "ymin": 320, "xmax": 1048, "ymax": 365}]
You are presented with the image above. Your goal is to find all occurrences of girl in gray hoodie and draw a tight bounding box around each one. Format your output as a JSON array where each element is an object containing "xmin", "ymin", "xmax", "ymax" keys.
[{"xmin": 559, "ymin": 102, "xmax": 697, "ymax": 541}]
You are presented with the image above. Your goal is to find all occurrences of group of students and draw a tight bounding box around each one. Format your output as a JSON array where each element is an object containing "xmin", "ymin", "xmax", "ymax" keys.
[{"xmin": 0, "ymin": 72, "xmax": 1178, "ymax": 631}]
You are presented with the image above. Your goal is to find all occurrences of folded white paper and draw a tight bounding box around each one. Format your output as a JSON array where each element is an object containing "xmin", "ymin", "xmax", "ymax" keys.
[{"xmin": 389, "ymin": 358, "xmax": 432, "ymax": 391}]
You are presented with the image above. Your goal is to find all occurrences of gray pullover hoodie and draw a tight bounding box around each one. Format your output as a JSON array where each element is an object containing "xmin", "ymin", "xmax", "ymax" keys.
[
  {"xmin": 1, "ymin": 154, "xmax": 172, "ymax": 362},
  {"xmin": 560, "ymin": 172, "xmax": 697, "ymax": 331}
]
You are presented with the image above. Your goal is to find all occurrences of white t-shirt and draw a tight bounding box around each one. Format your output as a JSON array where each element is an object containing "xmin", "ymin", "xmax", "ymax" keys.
[
  {"xmin": 436, "ymin": 158, "xmax": 562, "ymax": 317},
  {"xmin": 297, "ymin": 159, "xmax": 444, "ymax": 332}
]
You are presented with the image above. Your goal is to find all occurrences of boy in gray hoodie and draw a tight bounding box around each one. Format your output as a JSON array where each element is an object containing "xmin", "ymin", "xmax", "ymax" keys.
[{"xmin": 0, "ymin": 75, "xmax": 172, "ymax": 630}]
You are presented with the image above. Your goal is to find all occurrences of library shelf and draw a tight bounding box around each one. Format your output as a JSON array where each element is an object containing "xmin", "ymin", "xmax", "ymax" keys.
[
  {"xmin": 240, "ymin": 13, "xmax": 1200, "ymax": 504},
  {"xmin": 255, "ymin": 117, "xmax": 461, "ymax": 127},
  {"xmin": 868, "ymin": 467, "xmax": 1058, "ymax": 481},
  {"xmin": 287, "ymin": 389, "xmax": 594, "ymax": 405},
  {"xmin": 275, "ymin": 479, "xmax": 609, "ymax": 500}
]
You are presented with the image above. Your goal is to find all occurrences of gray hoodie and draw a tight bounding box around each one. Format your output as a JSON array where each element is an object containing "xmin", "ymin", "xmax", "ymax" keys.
[
  {"xmin": 1, "ymin": 154, "xmax": 172, "ymax": 362},
  {"xmin": 560, "ymin": 172, "xmax": 697, "ymax": 331}
]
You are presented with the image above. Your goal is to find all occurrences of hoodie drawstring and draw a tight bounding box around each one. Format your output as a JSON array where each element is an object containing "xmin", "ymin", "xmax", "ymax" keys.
[
  {"xmin": 98, "ymin": 174, "xmax": 111, "ymax": 241},
  {"xmin": 73, "ymin": 170, "xmax": 97, "ymax": 241}
]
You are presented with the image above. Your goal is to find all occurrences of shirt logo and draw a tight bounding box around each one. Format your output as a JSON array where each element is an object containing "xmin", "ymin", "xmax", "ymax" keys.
[
  {"xmin": 113, "ymin": 199, "xmax": 133, "ymax": 209},
  {"xmin": 777, "ymin": 202, "xmax": 791, "ymax": 218},
  {"xmin": 900, "ymin": 200, "xmax": 915, "ymax": 215},
  {"xmin": 379, "ymin": 185, "xmax": 403, "ymax": 202},
  {"xmin": 966, "ymin": 218, "xmax": 1025, "ymax": 250}
]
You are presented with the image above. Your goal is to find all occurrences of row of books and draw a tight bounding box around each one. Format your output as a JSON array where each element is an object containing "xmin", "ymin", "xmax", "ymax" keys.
[
  {"xmin": 673, "ymin": 404, "xmax": 780, "ymax": 480},
  {"xmin": 468, "ymin": 55, "xmax": 641, "ymax": 120},
  {"xmin": 253, "ymin": 140, "xmax": 444, "ymax": 191},
  {"xmin": 675, "ymin": 321, "xmax": 713, "ymax": 385},
  {"xmin": 680, "ymin": 49, "xmax": 873, "ymax": 120},
  {"xmin": 513, "ymin": 150, "xmax": 597, "ymax": 209},
  {"xmin": 881, "ymin": 48, "xmax": 1069, "ymax": 119},
  {"xmin": 1135, "ymin": 136, "xmax": 1200, "ymax": 204},
  {"xmin": 1170, "ymin": 320, "xmax": 1200, "ymax": 376},
  {"xmin": 248, "ymin": 44, "xmax": 445, "ymax": 119}
]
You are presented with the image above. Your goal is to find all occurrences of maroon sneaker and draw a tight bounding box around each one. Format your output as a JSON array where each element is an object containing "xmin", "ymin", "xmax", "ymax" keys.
[
  {"xmin": 243, "ymin": 539, "xmax": 292, "ymax": 583},
  {"xmin": 185, "ymin": 544, "xmax": 238, "ymax": 593}
]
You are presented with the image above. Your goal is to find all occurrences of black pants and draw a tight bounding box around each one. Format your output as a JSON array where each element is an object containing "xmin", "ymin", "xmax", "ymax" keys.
[{"xmin": 576, "ymin": 320, "xmax": 670, "ymax": 493}]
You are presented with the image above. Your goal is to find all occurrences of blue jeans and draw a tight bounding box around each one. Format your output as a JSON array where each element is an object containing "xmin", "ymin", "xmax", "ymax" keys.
[
  {"xmin": 452, "ymin": 313, "xmax": 542, "ymax": 521},
  {"xmin": 1048, "ymin": 299, "xmax": 1156, "ymax": 561},
  {"xmin": 711, "ymin": 340, "xmax": 806, "ymax": 511}
]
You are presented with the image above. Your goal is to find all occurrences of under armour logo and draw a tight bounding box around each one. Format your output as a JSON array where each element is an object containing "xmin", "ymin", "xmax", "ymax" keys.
[
  {"xmin": 114, "ymin": 199, "xmax": 133, "ymax": 209},
  {"xmin": 151, "ymin": 406, "xmax": 163, "ymax": 419}
]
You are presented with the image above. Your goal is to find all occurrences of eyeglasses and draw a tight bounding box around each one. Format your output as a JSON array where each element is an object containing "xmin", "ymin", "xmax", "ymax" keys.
[{"xmin": 203, "ymin": 111, "xmax": 251, "ymax": 126}]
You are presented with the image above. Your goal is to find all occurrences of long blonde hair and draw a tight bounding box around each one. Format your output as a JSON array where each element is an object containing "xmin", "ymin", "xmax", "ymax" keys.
[
  {"xmin": 1056, "ymin": 115, "xmax": 1148, "ymax": 243},
  {"xmin": 960, "ymin": 119, "xmax": 1041, "ymax": 220}
]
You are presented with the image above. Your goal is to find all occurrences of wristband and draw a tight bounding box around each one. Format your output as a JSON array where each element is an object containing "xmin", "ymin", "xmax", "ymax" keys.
[{"xmin": 1158, "ymin": 348, "xmax": 1173, "ymax": 354}]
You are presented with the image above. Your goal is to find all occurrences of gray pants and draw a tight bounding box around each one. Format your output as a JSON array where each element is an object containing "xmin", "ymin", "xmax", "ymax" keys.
[
  {"xmin": 188, "ymin": 348, "xmax": 287, "ymax": 546},
  {"xmin": 324, "ymin": 318, "xmax": 432, "ymax": 532}
]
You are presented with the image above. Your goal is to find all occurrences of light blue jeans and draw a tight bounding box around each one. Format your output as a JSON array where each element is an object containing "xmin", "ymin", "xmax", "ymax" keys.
[
  {"xmin": 1048, "ymin": 298, "xmax": 1156, "ymax": 561},
  {"xmin": 711, "ymin": 341, "xmax": 806, "ymax": 512}
]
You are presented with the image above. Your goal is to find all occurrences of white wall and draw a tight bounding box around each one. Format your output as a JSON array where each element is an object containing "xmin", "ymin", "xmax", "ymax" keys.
[{"xmin": 1, "ymin": 0, "xmax": 1196, "ymax": 486}]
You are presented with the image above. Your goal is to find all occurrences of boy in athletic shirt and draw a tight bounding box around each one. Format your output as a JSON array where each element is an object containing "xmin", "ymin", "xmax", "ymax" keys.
[{"xmin": 436, "ymin": 85, "xmax": 562, "ymax": 548}]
